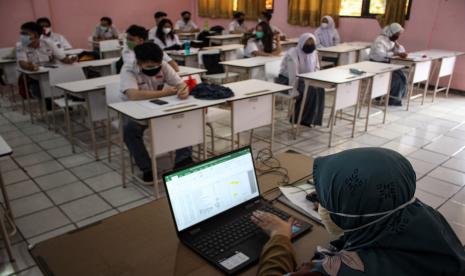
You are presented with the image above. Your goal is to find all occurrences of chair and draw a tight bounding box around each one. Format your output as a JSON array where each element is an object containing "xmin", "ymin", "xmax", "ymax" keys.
[
  {"xmin": 49, "ymin": 66, "xmax": 87, "ymax": 131},
  {"xmin": 198, "ymin": 50, "xmax": 239, "ymax": 84}
]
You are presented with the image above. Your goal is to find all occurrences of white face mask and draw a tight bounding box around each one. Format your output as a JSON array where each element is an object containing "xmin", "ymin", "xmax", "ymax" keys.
[
  {"xmin": 44, "ymin": 27, "xmax": 51, "ymax": 35},
  {"xmin": 318, "ymin": 205, "xmax": 344, "ymax": 237},
  {"xmin": 163, "ymin": 28, "xmax": 172, "ymax": 34},
  {"xmin": 321, "ymin": 22, "xmax": 329, "ymax": 28}
]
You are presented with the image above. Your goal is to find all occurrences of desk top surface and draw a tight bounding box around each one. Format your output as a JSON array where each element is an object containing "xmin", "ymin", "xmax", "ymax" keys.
[
  {"xmin": 207, "ymin": 34, "xmax": 244, "ymax": 40},
  {"xmin": 0, "ymin": 136, "xmax": 12, "ymax": 157},
  {"xmin": 202, "ymin": 44, "xmax": 243, "ymax": 52},
  {"xmin": 18, "ymin": 58, "xmax": 118, "ymax": 75},
  {"xmin": 223, "ymin": 79, "xmax": 292, "ymax": 101},
  {"xmin": 337, "ymin": 61, "xmax": 406, "ymax": 74},
  {"xmin": 318, "ymin": 41, "xmax": 371, "ymax": 53},
  {"xmin": 31, "ymin": 151, "xmax": 330, "ymax": 276},
  {"xmin": 298, "ymin": 67, "xmax": 375, "ymax": 84},
  {"xmin": 407, "ymin": 49, "xmax": 465, "ymax": 60},
  {"xmin": 220, "ymin": 55, "xmax": 283, "ymax": 68}
]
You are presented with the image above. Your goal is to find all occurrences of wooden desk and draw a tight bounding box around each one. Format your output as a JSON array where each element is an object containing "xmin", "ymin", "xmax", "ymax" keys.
[
  {"xmin": 207, "ymin": 34, "xmax": 243, "ymax": 46},
  {"xmin": 298, "ymin": 68, "xmax": 375, "ymax": 146},
  {"xmin": 30, "ymin": 151, "xmax": 331, "ymax": 276}
]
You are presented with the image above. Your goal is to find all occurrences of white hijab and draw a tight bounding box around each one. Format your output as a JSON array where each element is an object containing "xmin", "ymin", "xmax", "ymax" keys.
[
  {"xmin": 315, "ymin": 15, "xmax": 337, "ymax": 47},
  {"xmin": 382, "ymin": 22, "xmax": 404, "ymax": 37},
  {"xmin": 288, "ymin": 33, "xmax": 318, "ymax": 74}
]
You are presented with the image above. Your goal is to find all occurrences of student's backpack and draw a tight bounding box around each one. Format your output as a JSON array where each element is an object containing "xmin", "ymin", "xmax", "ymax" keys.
[{"xmin": 191, "ymin": 83, "xmax": 234, "ymax": 100}]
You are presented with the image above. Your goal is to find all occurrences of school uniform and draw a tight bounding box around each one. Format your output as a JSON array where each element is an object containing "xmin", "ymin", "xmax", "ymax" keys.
[
  {"xmin": 41, "ymin": 32, "xmax": 72, "ymax": 50},
  {"xmin": 315, "ymin": 16, "xmax": 341, "ymax": 48},
  {"xmin": 154, "ymin": 34, "xmax": 181, "ymax": 50},
  {"xmin": 174, "ymin": 20, "xmax": 198, "ymax": 32},
  {"xmin": 148, "ymin": 26, "xmax": 157, "ymax": 41},
  {"xmin": 119, "ymin": 61, "xmax": 191, "ymax": 173},
  {"xmin": 228, "ymin": 20, "xmax": 248, "ymax": 33},
  {"xmin": 121, "ymin": 45, "xmax": 174, "ymax": 65},
  {"xmin": 244, "ymin": 37, "xmax": 277, "ymax": 58},
  {"xmin": 93, "ymin": 25, "xmax": 119, "ymax": 40}
]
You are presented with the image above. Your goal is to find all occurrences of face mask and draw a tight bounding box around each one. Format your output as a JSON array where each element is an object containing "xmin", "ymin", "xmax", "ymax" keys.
[
  {"xmin": 141, "ymin": 65, "xmax": 161, "ymax": 77},
  {"xmin": 318, "ymin": 206, "xmax": 344, "ymax": 237},
  {"xmin": 324, "ymin": 197, "xmax": 416, "ymax": 234},
  {"xmin": 100, "ymin": 25, "xmax": 109, "ymax": 32},
  {"xmin": 302, "ymin": 44, "xmax": 316, "ymax": 54},
  {"xmin": 163, "ymin": 28, "xmax": 172, "ymax": 34},
  {"xmin": 183, "ymin": 17, "xmax": 190, "ymax": 22},
  {"xmin": 255, "ymin": 31, "xmax": 264, "ymax": 39},
  {"xmin": 390, "ymin": 34, "xmax": 400, "ymax": 42},
  {"xmin": 20, "ymin": 34, "xmax": 31, "ymax": 47},
  {"xmin": 321, "ymin": 22, "xmax": 329, "ymax": 28},
  {"xmin": 44, "ymin": 27, "xmax": 51, "ymax": 35},
  {"xmin": 126, "ymin": 40, "xmax": 137, "ymax": 50},
  {"xmin": 238, "ymin": 19, "xmax": 245, "ymax": 24}
]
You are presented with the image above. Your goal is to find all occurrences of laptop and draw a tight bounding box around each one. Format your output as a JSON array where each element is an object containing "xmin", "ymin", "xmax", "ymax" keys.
[{"xmin": 163, "ymin": 147, "xmax": 312, "ymax": 275}]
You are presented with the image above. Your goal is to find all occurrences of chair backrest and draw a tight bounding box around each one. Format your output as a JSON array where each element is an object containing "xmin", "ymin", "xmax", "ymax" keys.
[
  {"xmin": 198, "ymin": 50, "xmax": 224, "ymax": 75},
  {"xmin": 99, "ymin": 40, "xmax": 121, "ymax": 52},
  {"xmin": 265, "ymin": 59, "xmax": 282, "ymax": 82},
  {"xmin": 49, "ymin": 66, "xmax": 86, "ymax": 97},
  {"xmin": 105, "ymin": 82, "xmax": 123, "ymax": 105},
  {"xmin": 0, "ymin": 47, "xmax": 14, "ymax": 59}
]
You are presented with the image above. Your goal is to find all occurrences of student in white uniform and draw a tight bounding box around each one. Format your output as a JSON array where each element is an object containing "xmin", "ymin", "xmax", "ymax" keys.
[
  {"xmin": 120, "ymin": 25, "xmax": 179, "ymax": 72},
  {"xmin": 315, "ymin": 15, "xmax": 340, "ymax": 48},
  {"xmin": 120, "ymin": 43, "xmax": 191, "ymax": 182},
  {"xmin": 17, "ymin": 22, "xmax": 76, "ymax": 103},
  {"xmin": 93, "ymin": 17, "xmax": 119, "ymax": 41},
  {"xmin": 229, "ymin": 12, "xmax": 248, "ymax": 34},
  {"xmin": 175, "ymin": 11, "xmax": 200, "ymax": 33},
  {"xmin": 259, "ymin": 11, "xmax": 286, "ymax": 39},
  {"xmin": 277, "ymin": 33, "xmax": 325, "ymax": 126},
  {"xmin": 244, "ymin": 22, "xmax": 281, "ymax": 58},
  {"xmin": 154, "ymin": 19, "xmax": 182, "ymax": 50},
  {"xmin": 369, "ymin": 22, "xmax": 408, "ymax": 106},
  {"xmin": 36, "ymin": 17, "xmax": 72, "ymax": 50},
  {"xmin": 148, "ymin": 11, "xmax": 167, "ymax": 41}
]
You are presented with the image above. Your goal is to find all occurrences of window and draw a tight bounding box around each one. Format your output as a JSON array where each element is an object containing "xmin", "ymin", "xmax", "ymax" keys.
[
  {"xmin": 339, "ymin": 0, "xmax": 412, "ymax": 18},
  {"xmin": 232, "ymin": 0, "xmax": 274, "ymax": 12}
]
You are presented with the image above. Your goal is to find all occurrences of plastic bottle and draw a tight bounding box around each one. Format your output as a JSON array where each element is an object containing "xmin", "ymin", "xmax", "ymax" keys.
[{"xmin": 184, "ymin": 41, "xmax": 191, "ymax": 55}]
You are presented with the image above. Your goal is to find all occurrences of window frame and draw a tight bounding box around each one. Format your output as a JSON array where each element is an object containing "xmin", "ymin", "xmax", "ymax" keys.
[
  {"xmin": 340, "ymin": 0, "xmax": 413, "ymax": 20},
  {"xmin": 232, "ymin": 0, "xmax": 274, "ymax": 12}
]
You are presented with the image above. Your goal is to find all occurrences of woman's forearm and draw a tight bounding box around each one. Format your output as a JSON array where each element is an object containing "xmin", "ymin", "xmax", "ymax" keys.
[{"xmin": 257, "ymin": 235, "xmax": 297, "ymax": 276}]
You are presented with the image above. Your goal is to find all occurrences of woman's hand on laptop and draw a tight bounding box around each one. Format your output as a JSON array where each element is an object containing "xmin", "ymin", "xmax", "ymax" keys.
[{"xmin": 251, "ymin": 210, "xmax": 294, "ymax": 239}]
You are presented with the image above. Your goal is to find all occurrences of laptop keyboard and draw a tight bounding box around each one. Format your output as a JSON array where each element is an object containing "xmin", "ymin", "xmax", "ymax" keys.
[{"xmin": 191, "ymin": 205, "xmax": 290, "ymax": 259}]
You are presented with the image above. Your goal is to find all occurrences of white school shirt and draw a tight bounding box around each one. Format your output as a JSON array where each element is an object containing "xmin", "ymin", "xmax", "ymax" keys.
[
  {"xmin": 120, "ymin": 60, "xmax": 182, "ymax": 101},
  {"xmin": 244, "ymin": 38, "xmax": 276, "ymax": 58},
  {"xmin": 121, "ymin": 45, "xmax": 173, "ymax": 65},
  {"xmin": 174, "ymin": 20, "xmax": 198, "ymax": 32},
  {"xmin": 153, "ymin": 34, "xmax": 181, "ymax": 50},
  {"xmin": 148, "ymin": 26, "xmax": 157, "ymax": 41},
  {"xmin": 270, "ymin": 24, "xmax": 285, "ymax": 37},
  {"xmin": 369, "ymin": 35, "xmax": 406, "ymax": 62},
  {"xmin": 41, "ymin": 32, "xmax": 72, "ymax": 50},
  {"xmin": 93, "ymin": 25, "xmax": 119, "ymax": 40},
  {"xmin": 16, "ymin": 39, "xmax": 65, "ymax": 65},
  {"xmin": 228, "ymin": 20, "xmax": 248, "ymax": 33}
]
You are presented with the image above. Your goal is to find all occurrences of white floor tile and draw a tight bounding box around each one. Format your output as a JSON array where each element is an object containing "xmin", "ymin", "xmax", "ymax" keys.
[
  {"xmin": 76, "ymin": 209, "xmax": 118, "ymax": 228},
  {"xmin": 38, "ymin": 137, "xmax": 70, "ymax": 150},
  {"xmin": 408, "ymin": 149, "xmax": 449, "ymax": 166},
  {"xmin": 0, "ymin": 242, "xmax": 36, "ymax": 275},
  {"xmin": 100, "ymin": 186, "xmax": 147, "ymax": 208},
  {"xmin": 429, "ymin": 167, "xmax": 465, "ymax": 187},
  {"xmin": 424, "ymin": 136, "xmax": 465, "ymax": 156},
  {"xmin": 3, "ymin": 169, "xmax": 29, "ymax": 185},
  {"xmin": 352, "ymin": 133, "xmax": 390, "ymax": 146},
  {"xmin": 395, "ymin": 135, "xmax": 431, "ymax": 148},
  {"xmin": 369, "ymin": 127, "xmax": 403, "ymax": 140},
  {"xmin": 417, "ymin": 176, "xmax": 461, "ymax": 198},
  {"xmin": 11, "ymin": 193, "xmax": 54, "ymax": 218},
  {"xmin": 70, "ymin": 162, "xmax": 112, "ymax": 180},
  {"xmin": 46, "ymin": 181, "xmax": 94, "ymax": 205},
  {"xmin": 24, "ymin": 160, "xmax": 65, "ymax": 178},
  {"xmin": 117, "ymin": 198, "xmax": 152, "ymax": 212},
  {"xmin": 12, "ymin": 144, "xmax": 43, "ymax": 158},
  {"xmin": 406, "ymin": 157, "xmax": 437, "ymax": 179},
  {"xmin": 439, "ymin": 200, "xmax": 465, "ymax": 226},
  {"xmin": 84, "ymin": 171, "xmax": 124, "ymax": 192},
  {"xmin": 60, "ymin": 194, "xmax": 112, "ymax": 222},
  {"xmin": 15, "ymin": 207, "xmax": 71, "ymax": 238},
  {"xmin": 15, "ymin": 151, "xmax": 53, "ymax": 168},
  {"xmin": 35, "ymin": 170, "xmax": 79, "ymax": 190},
  {"xmin": 58, "ymin": 153, "xmax": 94, "ymax": 168},
  {"xmin": 6, "ymin": 180, "xmax": 41, "ymax": 200},
  {"xmin": 443, "ymin": 158, "xmax": 465, "ymax": 173},
  {"xmin": 47, "ymin": 145, "xmax": 83, "ymax": 158},
  {"xmin": 27, "ymin": 224, "xmax": 76, "ymax": 246},
  {"xmin": 0, "ymin": 158, "xmax": 19, "ymax": 172},
  {"xmin": 415, "ymin": 189, "xmax": 446, "ymax": 209},
  {"xmin": 451, "ymin": 188, "xmax": 465, "ymax": 206},
  {"xmin": 448, "ymin": 222, "xmax": 465, "ymax": 246},
  {"xmin": 381, "ymin": 141, "xmax": 418, "ymax": 156}
]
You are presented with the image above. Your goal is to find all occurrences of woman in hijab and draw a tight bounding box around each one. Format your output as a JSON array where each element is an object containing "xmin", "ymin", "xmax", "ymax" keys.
[
  {"xmin": 369, "ymin": 22, "xmax": 408, "ymax": 106},
  {"xmin": 277, "ymin": 33, "xmax": 325, "ymax": 127},
  {"xmin": 252, "ymin": 148, "xmax": 465, "ymax": 276},
  {"xmin": 315, "ymin": 16, "xmax": 341, "ymax": 48}
]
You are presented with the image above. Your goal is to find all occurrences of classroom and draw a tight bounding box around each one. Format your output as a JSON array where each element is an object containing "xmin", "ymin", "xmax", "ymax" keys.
[{"xmin": 0, "ymin": 0, "xmax": 465, "ymax": 275}]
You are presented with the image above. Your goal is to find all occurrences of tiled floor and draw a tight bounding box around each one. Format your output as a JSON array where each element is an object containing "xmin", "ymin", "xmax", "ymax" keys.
[{"xmin": 1, "ymin": 91, "xmax": 465, "ymax": 275}]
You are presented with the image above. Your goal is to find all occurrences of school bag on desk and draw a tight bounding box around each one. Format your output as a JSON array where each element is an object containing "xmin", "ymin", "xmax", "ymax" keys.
[{"xmin": 190, "ymin": 83, "xmax": 234, "ymax": 100}]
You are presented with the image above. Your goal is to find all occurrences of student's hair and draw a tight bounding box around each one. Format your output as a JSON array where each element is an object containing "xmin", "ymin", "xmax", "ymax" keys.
[
  {"xmin": 156, "ymin": 19, "xmax": 175, "ymax": 45},
  {"xmin": 233, "ymin": 12, "xmax": 245, "ymax": 19},
  {"xmin": 36, "ymin": 17, "xmax": 51, "ymax": 27},
  {"xmin": 134, "ymin": 43, "xmax": 163, "ymax": 63},
  {"xmin": 261, "ymin": 11, "xmax": 272, "ymax": 21},
  {"xmin": 21, "ymin": 22, "xmax": 43, "ymax": 37},
  {"xmin": 100, "ymin": 17, "xmax": 112, "ymax": 25},
  {"xmin": 126, "ymin": 25, "xmax": 148, "ymax": 40},
  {"xmin": 154, "ymin": 11, "xmax": 167, "ymax": 19},
  {"xmin": 257, "ymin": 21, "xmax": 273, "ymax": 53},
  {"xmin": 181, "ymin": 11, "xmax": 191, "ymax": 17}
]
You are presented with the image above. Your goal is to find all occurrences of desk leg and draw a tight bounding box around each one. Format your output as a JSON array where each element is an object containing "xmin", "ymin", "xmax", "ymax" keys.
[
  {"xmin": 230, "ymin": 102, "xmax": 235, "ymax": 151},
  {"xmin": 329, "ymin": 93, "xmax": 337, "ymax": 148},
  {"xmin": 22, "ymin": 75, "xmax": 34, "ymax": 123},
  {"xmin": 406, "ymin": 65, "xmax": 415, "ymax": 111},
  {"xmin": 85, "ymin": 93, "xmax": 99, "ymax": 160},
  {"xmin": 0, "ymin": 167, "xmax": 14, "ymax": 225},
  {"xmin": 270, "ymin": 95, "xmax": 276, "ymax": 151},
  {"xmin": 64, "ymin": 92, "xmax": 75, "ymax": 153},
  {"xmin": 422, "ymin": 69, "xmax": 431, "ymax": 106},
  {"xmin": 384, "ymin": 73, "xmax": 393, "ymax": 125},
  {"xmin": 149, "ymin": 120, "xmax": 160, "ymax": 199},
  {"xmin": 119, "ymin": 113, "xmax": 126, "ymax": 188},
  {"xmin": 445, "ymin": 73, "xmax": 454, "ymax": 98},
  {"xmin": 294, "ymin": 80, "xmax": 309, "ymax": 139},
  {"xmin": 202, "ymin": 110, "xmax": 207, "ymax": 160},
  {"xmin": 365, "ymin": 79, "xmax": 374, "ymax": 132}
]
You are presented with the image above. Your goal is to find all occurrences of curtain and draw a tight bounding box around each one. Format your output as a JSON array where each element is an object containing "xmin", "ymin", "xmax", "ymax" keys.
[
  {"xmin": 236, "ymin": 0, "xmax": 267, "ymax": 20},
  {"xmin": 198, "ymin": 0, "xmax": 234, "ymax": 19},
  {"xmin": 377, "ymin": 0, "xmax": 408, "ymax": 27},
  {"xmin": 288, "ymin": 0, "xmax": 341, "ymax": 27}
]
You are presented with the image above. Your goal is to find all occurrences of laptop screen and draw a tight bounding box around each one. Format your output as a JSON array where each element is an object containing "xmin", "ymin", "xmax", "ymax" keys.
[{"xmin": 164, "ymin": 148, "xmax": 260, "ymax": 232}]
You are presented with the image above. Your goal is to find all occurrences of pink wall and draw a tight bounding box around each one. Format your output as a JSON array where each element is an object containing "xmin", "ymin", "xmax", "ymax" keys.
[{"xmin": 1, "ymin": 0, "xmax": 464, "ymax": 90}]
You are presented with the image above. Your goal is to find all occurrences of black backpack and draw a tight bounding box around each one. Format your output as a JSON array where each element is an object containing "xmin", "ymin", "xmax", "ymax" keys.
[{"xmin": 191, "ymin": 83, "xmax": 234, "ymax": 100}]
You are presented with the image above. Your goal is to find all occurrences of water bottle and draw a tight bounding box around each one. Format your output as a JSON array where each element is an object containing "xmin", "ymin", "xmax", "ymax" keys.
[
  {"xmin": 184, "ymin": 41, "xmax": 191, "ymax": 55},
  {"xmin": 204, "ymin": 20, "xmax": 209, "ymax": 31}
]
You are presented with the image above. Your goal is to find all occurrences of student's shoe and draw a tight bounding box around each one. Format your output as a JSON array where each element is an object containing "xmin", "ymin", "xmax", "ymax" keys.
[
  {"xmin": 173, "ymin": 157, "xmax": 194, "ymax": 170},
  {"xmin": 142, "ymin": 171, "xmax": 154, "ymax": 183},
  {"xmin": 388, "ymin": 99, "xmax": 402, "ymax": 106}
]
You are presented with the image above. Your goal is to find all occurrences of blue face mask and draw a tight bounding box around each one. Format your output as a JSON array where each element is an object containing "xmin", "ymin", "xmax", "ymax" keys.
[
  {"xmin": 20, "ymin": 34, "xmax": 31, "ymax": 47},
  {"xmin": 256, "ymin": 31, "xmax": 264, "ymax": 39}
]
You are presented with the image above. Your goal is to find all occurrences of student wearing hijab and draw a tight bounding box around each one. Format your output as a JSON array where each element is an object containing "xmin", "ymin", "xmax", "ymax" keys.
[
  {"xmin": 278, "ymin": 33, "xmax": 324, "ymax": 126},
  {"xmin": 315, "ymin": 16, "xmax": 341, "ymax": 48},
  {"xmin": 370, "ymin": 23, "xmax": 408, "ymax": 106},
  {"xmin": 244, "ymin": 22, "xmax": 281, "ymax": 58},
  {"xmin": 252, "ymin": 147, "xmax": 465, "ymax": 276},
  {"xmin": 154, "ymin": 19, "xmax": 182, "ymax": 51}
]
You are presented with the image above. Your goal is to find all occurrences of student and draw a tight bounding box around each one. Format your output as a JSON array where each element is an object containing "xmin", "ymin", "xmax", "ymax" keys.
[
  {"xmin": 174, "ymin": 11, "xmax": 199, "ymax": 33},
  {"xmin": 120, "ymin": 43, "xmax": 191, "ymax": 182},
  {"xmin": 93, "ymin": 17, "xmax": 119, "ymax": 41},
  {"xmin": 154, "ymin": 19, "xmax": 182, "ymax": 50},
  {"xmin": 315, "ymin": 15, "xmax": 340, "ymax": 48},
  {"xmin": 253, "ymin": 148, "xmax": 465, "ymax": 276},
  {"xmin": 16, "ymin": 22, "xmax": 76, "ymax": 101},
  {"xmin": 148, "ymin": 11, "xmax": 167, "ymax": 41},
  {"xmin": 369, "ymin": 23, "xmax": 408, "ymax": 106},
  {"xmin": 259, "ymin": 11, "xmax": 285, "ymax": 39},
  {"xmin": 121, "ymin": 25, "xmax": 179, "ymax": 72},
  {"xmin": 244, "ymin": 22, "xmax": 281, "ymax": 58},
  {"xmin": 228, "ymin": 12, "xmax": 248, "ymax": 34},
  {"xmin": 278, "ymin": 33, "xmax": 324, "ymax": 126},
  {"xmin": 36, "ymin": 17, "xmax": 72, "ymax": 50}
]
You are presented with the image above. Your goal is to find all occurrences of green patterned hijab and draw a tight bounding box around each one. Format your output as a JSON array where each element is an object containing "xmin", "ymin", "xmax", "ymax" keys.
[{"xmin": 313, "ymin": 148, "xmax": 465, "ymax": 276}]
